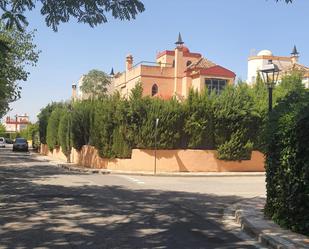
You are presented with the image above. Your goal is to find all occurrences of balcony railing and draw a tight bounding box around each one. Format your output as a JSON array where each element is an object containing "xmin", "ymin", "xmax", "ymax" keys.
[{"xmin": 132, "ymin": 61, "xmax": 173, "ymax": 69}]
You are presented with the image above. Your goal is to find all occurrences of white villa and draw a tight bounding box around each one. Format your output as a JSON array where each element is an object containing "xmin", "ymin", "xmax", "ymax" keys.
[{"xmin": 247, "ymin": 46, "xmax": 309, "ymax": 87}]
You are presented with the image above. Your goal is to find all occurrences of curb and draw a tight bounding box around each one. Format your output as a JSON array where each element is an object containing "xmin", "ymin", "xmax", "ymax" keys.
[
  {"xmin": 58, "ymin": 163, "xmax": 111, "ymax": 175},
  {"xmin": 56, "ymin": 165, "xmax": 265, "ymax": 177},
  {"xmin": 109, "ymin": 170, "xmax": 265, "ymax": 177},
  {"xmin": 231, "ymin": 198, "xmax": 309, "ymax": 249}
]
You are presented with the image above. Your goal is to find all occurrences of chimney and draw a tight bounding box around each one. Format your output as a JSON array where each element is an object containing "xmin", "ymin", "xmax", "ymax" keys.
[
  {"xmin": 72, "ymin": 84, "xmax": 77, "ymax": 101},
  {"xmin": 174, "ymin": 33, "xmax": 184, "ymax": 94},
  {"xmin": 126, "ymin": 54, "xmax": 133, "ymax": 71}
]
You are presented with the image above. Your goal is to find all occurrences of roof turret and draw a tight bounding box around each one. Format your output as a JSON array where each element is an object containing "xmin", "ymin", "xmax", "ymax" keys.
[
  {"xmin": 291, "ymin": 45, "xmax": 299, "ymax": 56},
  {"xmin": 110, "ymin": 67, "xmax": 115, "ymax": 76},
  {"xmin": 175, "ymin": 32, "xmax": 184, "ymax": 46}
]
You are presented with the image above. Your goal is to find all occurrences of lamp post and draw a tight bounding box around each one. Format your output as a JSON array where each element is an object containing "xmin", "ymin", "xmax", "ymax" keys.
[
  {"xmin": 259, "ymin": 60, "xmax": 280, "ymax": 112},
  {"xmin": 154, "ymin": 118, "xmax": 159, "ymax": 175}
]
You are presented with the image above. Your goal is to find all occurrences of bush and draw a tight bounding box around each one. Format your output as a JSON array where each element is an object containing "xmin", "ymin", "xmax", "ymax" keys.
[
  {"xmin": 58, "ymin": 112, "xmax": 72, "ymax": 157},
  {"xmin": 136, "ymin": 98, "xmax": 184, "ymax": 149},
  {"xmin": 213, "ymin": 84, "xmax": 257, "ymax": 159},
  {"xmin": 71, "ymin": 100, "xmax": 92, "ymax": 150},
  {"xmin": 19, "ymin": 123, "xmax": 38, "ymax": 141},
  {"xmin": 184, "ymin": 89, "xmax": 214, "ymax": 149},
  {"xmin": 91, "ymin": 96, "xmax": 118, "ymax": 158},
  {"xmin": 0, "ymin": 123, "xmax": 5, "ymax": 137},
  {"xmin": 40, "ymin": 82, "xmax": 270, "ymax": 161},
  {"xmin": 265, "ymin": 90, "xmax": 309, "ymax": 235},
  {"xmin": 111, "ymin": 97, "xmax": 132, "ymax": 158},
  {"xmin": 46, "ymin": 107, "xmax": 65, "ymax": 150},
  {"xmin": 217, "ymin": 129, "xmax": 253, "ymax": 160},
  {"xmin": 38, "ymin": 102, "xmax": 64, "ymax": 144},
  {"xmin": 19, "ymin": 123, "xmax": 39, "ymax": 150}
]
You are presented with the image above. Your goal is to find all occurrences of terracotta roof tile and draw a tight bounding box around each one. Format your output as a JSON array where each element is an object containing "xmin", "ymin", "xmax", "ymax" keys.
[
  {"xmin": 187, "ymin": 57, "xmax": 216, "ymax": 70},
  {"xmin": 281, "ymin": 63, "xmax": 309, "ymax": 75}
]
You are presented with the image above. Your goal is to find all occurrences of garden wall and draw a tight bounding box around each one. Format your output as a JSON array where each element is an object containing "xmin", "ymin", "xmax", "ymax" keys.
[{"xmin": 40, "ymin": 144, "xmax": 265, "ymax": 172}]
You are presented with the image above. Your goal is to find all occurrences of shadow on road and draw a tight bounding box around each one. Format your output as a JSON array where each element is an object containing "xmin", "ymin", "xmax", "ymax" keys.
[{"xmin": 0, "ymin": 151, "xmax": 257, "ymax": 249}]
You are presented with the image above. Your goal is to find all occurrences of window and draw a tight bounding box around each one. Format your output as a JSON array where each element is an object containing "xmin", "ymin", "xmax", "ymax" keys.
[
  {"xmin": 205, "ymin": 78, "xmax": 227, "ymax": 94},
  {"xmin": 15, "ymin": 138, "xmax": 27, "ymax": 143},
  {"xmin": 172, "ymin": 60, "xmax": 175, "ymax": 67},
  {"xmin": 186, "ymin": 60, "xmax": 192, "ymax": 67},
  {"xmin": 151, "ymin": 84, "xmax": 158, "ymax": 96}
]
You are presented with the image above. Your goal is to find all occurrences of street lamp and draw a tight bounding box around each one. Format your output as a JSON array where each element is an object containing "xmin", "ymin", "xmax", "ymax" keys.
[
  {"xmin": 259, "ymin": 60, "xmax": 280, "ymax": 112},
  {"xmin": 154, "ymin": 118, "xmax": 159, "ymax": 175}
]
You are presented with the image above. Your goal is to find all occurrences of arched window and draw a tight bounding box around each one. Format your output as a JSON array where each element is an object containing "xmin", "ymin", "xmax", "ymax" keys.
[
  {"xmin": 186, "ymin": 60, "xmax": 192, "ymax": 67},
  {"xmin": 151, "ymin": 84, "xmax": 158, "ymax": 96},
  {"xmin": 172, "ymin": 60, "xmax": 175, "ymax": 67}
]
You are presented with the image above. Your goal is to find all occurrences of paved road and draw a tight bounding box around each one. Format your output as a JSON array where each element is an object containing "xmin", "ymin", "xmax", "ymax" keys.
[{"xmin": 0, "ymin": 147, "xmax": 266, "ymax": 249}]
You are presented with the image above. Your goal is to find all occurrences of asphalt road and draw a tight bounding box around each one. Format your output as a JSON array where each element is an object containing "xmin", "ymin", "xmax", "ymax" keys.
[{"xmin": 0, "ymin": 147, "xmax": 266, "ymax": 249}]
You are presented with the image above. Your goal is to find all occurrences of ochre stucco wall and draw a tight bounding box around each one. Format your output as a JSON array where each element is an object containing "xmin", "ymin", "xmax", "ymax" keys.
[
  {"xmin": 141, "ymin": 76, "xmax": 174, "ymax": 97},
  {"xmin": 40, "ymin": 145, "xmax": 265, "ymax": 172},
  {"xmin": 40, "ymin": 145, "xmax": 68, "ymax": 162}
]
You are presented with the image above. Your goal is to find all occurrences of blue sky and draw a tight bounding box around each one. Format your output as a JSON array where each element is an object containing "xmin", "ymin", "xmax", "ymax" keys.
[{"xmin": 6, "ymin": 0, "xmax": 309, "ymax": 122}]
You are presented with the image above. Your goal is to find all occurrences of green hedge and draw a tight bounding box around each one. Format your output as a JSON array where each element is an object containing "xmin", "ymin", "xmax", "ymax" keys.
[
  {"xmin": 39, "ymin": 73, "xmax": 305, "ymax": 161},
  {"xmin": 217, "ymin": 129, "xmax": 253, "ymax": 160},
  {"xmin": 38, "ymin": 102, "xmax": 64, "ymax": 144},
  {"xmin": 58, "ymin": 111, "xmax": 72, "ymax": 157},
  {"xmin": 184, "ymin": 90, "xmax": 214, "ymax": 149},
  {"xmin": 19, "ymin": 123, "xmax": 39, "ymax": 149},
  {"xmin": 39, "ymin": 83, "xmax": 266, "ymax": 160},
  {"xmin": 46, "ymin": 107, "xmax": 65, "ymax": 150},
  {"xmin": 265, "ymin": 90, "xmax": 309, "ymax": 235},
  {"xmin": 71, "ymin": 100, "xmax": 92, "ymax": 150},
  {"xmin": 41, "ymin": 77, "xmax": 308, "ymax": 161},
  {"xmin": 73, "ymin": 83, "xmax": 262, "ymax": 160}
]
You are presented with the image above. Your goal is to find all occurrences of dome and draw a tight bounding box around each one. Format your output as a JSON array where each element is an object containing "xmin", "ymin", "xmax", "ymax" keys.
[
  {"xmin": 182, "ymin": 46, "xmax": 190, "ymax": 53},
  {"xmin": 257, "ymin": 50, "xmax": 273, "ymax": 56}
]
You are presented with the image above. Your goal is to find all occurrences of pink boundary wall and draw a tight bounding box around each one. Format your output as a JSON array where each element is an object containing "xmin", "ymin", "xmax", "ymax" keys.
[{"xmin": 40, "ymin": 144, "xmax": 265, "ymax": 172}]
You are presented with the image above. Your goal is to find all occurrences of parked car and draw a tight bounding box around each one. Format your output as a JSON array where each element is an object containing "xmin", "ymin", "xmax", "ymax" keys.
[
  {"xmin": 5, "ymin": 138, "xmax": 14, "ymax": 144},
  {"xmin": 0, "ymin": 137, "xmax": 5, "ymax": 148},
  {"xmin": 13, "ymin": 138, "xmax": 28, "ymax": 152}
]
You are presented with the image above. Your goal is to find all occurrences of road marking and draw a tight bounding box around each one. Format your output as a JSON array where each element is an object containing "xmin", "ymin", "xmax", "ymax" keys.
[{"xmin": 118, "ymin": 175, "xmax": 145, "ymax": 185}]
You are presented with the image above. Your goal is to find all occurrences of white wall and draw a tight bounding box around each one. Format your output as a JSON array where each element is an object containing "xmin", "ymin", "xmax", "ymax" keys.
[
  {"xmin": 247, "ymin": 57, "xmax": 292, "ymax": 85},
  {"xmin": 247, "ymin": 58, "xmax": 264, "ymax": 84},
  {"xmin": 303, "ymin": 78, "xmax": 309, "ymax": 88}
]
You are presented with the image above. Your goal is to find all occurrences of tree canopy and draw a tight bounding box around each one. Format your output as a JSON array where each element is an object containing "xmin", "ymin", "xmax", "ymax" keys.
[
  {"xmin": 0, "ymin": 0, "xmax": 293, "ymax": 32},
  {"xmin": 0, "ymin": 0, "xmax": 145, "ymax": 31},
  {"xmin": 80, "ymin": 69, "xmax": 111, "ymax": 99},
  {"xmin": 0, "ymin": 123, "xmax": 5, "ymax": 136},
  {"xmin": 0, "ymin": 22, "xmax": 39, "ymax": 118}
]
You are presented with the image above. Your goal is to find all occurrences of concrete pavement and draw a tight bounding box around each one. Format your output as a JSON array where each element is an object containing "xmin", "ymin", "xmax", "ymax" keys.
[
  {"xmin": 1, "ymin": 147, "xmax": 265, "ymax": 248},
  {"xmin": 228, "ymin": 198, "xmax": 309, "ymax": 249},
  {"xmin": 1, "ymin": 148, "xmax": 308, "ymax": 248},
  {"xmin": 34, "ymin": 152, "xmax": 309, "ymax": 248}
]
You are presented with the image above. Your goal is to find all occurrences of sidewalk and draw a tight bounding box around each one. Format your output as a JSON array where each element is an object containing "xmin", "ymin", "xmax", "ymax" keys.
[{"xmin": 224, "ymin": 198, "xmax": 309, "ymax": 249}]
